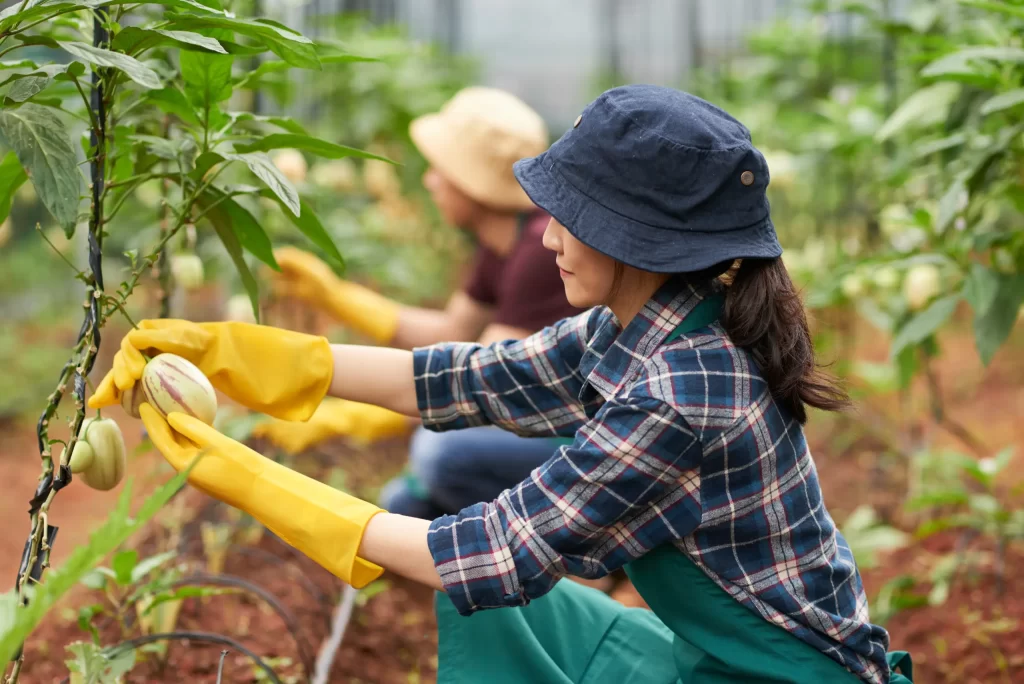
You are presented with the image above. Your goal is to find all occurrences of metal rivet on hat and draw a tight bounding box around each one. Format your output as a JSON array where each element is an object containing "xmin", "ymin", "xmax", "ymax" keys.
[
  {"xmin": 740, "ymin": 171, "xmax": 755, "ymax": 186},
  {"xmin": 573, "ymin": 114, "xmax": 582, "ymax": 128}
]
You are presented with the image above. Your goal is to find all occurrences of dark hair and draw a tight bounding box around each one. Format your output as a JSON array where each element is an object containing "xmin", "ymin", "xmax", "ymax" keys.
[{"xmin": 701, "ymin": 258, "xmax": 849, "ymax": 424}]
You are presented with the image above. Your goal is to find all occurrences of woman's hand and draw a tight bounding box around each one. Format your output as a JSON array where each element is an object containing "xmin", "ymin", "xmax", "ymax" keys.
[
  {"xmin": 141, "ymin": 404, "xmax": 386, "ymax": 588},
  {"xmin": 269, "ymin": 247, "xmax": 400, "ymax": 344},
  {"xmin": 89, "ymin": 319, "xmax": 334, "ymax": 422},
  {"xmin": 252, "ymin": 398, "xmax": 414, "ymax": 454}
]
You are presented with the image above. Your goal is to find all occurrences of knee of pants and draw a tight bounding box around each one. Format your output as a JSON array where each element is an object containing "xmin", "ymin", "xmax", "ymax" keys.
[{"xmin": 407, "ymin": 427, "xmax": 457, "ymax": 494}]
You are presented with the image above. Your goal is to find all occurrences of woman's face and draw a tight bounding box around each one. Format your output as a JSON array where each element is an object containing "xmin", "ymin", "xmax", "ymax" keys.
[
  {"xmin": 542, "ymin": 218, "xmax": 619, "ymax": 308},
  {"xmin": 422, "ymin": 167, "xmax": 480, "ymax": 228}
]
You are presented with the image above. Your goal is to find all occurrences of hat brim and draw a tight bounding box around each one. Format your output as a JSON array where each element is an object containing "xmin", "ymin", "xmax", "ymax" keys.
[
  {"xmin": 410, "ymin": 113, "xmax": 537, "ymax": 211},
  {"xmin": 513, "ymin": 153, "xmax": 783, "ymax": 274}
]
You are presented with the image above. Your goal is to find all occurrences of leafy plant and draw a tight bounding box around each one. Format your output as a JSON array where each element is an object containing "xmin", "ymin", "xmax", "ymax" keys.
[{"xmin": 0, "ymin": 1, "xmax": 379, "ymax": 679}]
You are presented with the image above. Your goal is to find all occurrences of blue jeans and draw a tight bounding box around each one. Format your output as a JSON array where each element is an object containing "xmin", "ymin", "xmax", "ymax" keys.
[{"xmin": 379, "ymin": 426, "xmax": 560, "ymax": 519}]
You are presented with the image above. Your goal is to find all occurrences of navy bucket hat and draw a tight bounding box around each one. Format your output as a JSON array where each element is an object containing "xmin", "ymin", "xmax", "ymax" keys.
[{"xmin": 513, "ymin": 84, "xmax": 782, "ymax": 273}]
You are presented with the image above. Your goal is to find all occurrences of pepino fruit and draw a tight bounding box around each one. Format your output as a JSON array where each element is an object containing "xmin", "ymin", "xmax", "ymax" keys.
[
  {"xmin": 68, "ymin": 417, "xmax": 127, "ymax": 491},
  {"xmin": 903, "ymin": 264, "xmax": 942, "ymax": 311},
  {"xmin": 120, "ymin": 383, "xmax": 146, "ymax": 419},
  {"xmin": 142, "ymin": 354, "xmax": 218, "ymax": 425},
  {"xmin": 170, "ymin": 254, "xmax": 204, "ymax": 290}
]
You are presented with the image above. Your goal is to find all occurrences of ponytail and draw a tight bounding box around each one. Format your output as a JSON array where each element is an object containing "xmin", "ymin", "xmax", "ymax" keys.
[{"xmin": 701, "ymin": 258, "xmax": 850, "ymax": 424}]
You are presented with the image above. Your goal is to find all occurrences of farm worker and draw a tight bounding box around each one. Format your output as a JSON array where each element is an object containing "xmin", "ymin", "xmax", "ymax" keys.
[
  {"xmin": 255, "ymin": 86, "xmax": 583, "ymax": 521},
  {"xmin": 91, "ymin": 85, "xmax": 914, "ymax": 683}
]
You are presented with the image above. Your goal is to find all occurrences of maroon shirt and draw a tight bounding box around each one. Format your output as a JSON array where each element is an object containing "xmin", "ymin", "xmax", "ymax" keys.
[{"xmin": 463, "ymin": 211, "xmax": 582, "ymax": 331}]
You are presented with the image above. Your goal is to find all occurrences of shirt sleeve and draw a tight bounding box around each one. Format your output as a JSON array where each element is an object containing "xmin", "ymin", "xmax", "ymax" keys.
[
  {"xmin": 426, "ymin": 394, "xmax": 704, "ymax": 616},
  {"xmin": 412, "ymin": 308, "xmax": 604, "ymax": 438}
]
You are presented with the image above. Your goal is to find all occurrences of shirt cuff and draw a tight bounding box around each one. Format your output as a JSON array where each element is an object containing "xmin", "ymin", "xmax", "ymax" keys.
[
  {"xmin": 427, "ymin": 505, "xmax": 528, "ymax": 617},
  {"xmin": 412, "ymin": 344, "xmax": 490, "ymax": 432}
]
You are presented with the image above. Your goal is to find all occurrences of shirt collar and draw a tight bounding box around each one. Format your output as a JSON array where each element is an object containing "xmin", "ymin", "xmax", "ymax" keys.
[{"xmin": 579, "ymin": 276, "xmax": 723, "ymax": 404}]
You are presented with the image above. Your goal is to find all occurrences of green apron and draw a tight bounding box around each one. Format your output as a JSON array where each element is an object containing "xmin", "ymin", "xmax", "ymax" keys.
[{"xmin": 434, "ymin": 297, "xmax": 914, "ymax": 684}]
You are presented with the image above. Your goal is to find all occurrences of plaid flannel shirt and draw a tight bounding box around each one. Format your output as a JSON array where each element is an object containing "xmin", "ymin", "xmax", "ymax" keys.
[{"xmin": 414, "ymin": 277, "xmax": 890, "ymax": 684}]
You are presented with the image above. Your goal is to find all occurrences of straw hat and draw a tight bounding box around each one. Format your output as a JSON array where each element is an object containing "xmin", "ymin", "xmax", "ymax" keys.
[{"xmin": 410, "ymin": 87, "xmax": 549, "ymax": 211}]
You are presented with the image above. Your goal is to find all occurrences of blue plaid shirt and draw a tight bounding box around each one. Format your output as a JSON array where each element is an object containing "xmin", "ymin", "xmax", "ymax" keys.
[{"xmin": 414, "ymin": 277, "xmax": 890, "ymax": 684}]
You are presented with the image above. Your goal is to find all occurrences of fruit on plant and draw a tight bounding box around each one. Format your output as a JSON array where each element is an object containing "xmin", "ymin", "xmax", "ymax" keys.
[
  {"xmin": 310, "ymin": 158, "xmax": 358, "ymax": 192},
  {"xmin": 170, "ymin": 254, "xmax": 204, "ymax": 290},
  {"xmin": 68, "ymin": 417, "xmax": 127, "ymax": 491},
  {"xmin": 225, "ymin": 294, "xmax": 257, "ymax": 323},
  {"xmin": 142, "ymin": 354, "xmax": 218, "ymax": 425},
  {"xmin": 903, "ymin": 264, "xmax": 941, "ymax": 311},
  {"xmin": 841, "ymin": 273, "xmax": 866, "ymax": 299},
  {"xmin": 120, "ymin": 383, "xmax": 146, "ymax": 419},
  {"xmin": 272, "ymin": 148, "xmax": 307, "ymax": 184},
  {"xmin": 871, "ymin": 265, "xmax": 900, "ymax": 290}
]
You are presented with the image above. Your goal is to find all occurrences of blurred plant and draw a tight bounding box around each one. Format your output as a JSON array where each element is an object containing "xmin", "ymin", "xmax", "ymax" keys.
[
  {"xmin": 0, "ymin": 1, "xmax": 376, "ymax": 679},
  {"xmin": 0, "ymin": 472, "xmax": 191, "ymax": 670},
  {"xmin": 908, "ymin": 447, "xmax": 1024, "ymax": 592},
  {"xmin": 237, "ymin": 14, "xmax": 475, "ymax": 306},
  {"xmin": 695, "ymin": 0, "xmax": 1024, "ymax": 467},
  {"xmin": 840, "ymin": 505, "xmax": 911, "ymax": 570}
]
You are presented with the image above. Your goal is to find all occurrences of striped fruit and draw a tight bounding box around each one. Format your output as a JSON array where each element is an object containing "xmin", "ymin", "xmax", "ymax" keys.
[
  {"xmin": 120, "ymin": 383, "xmax": 146, "ymax": 419},
  {"xmin": 142, "ymin": 353, "xmax": 218, "ymax": 425},
  {"xmin": 68, "ymin": 417, "xmax": 127, "ymax": 491}
]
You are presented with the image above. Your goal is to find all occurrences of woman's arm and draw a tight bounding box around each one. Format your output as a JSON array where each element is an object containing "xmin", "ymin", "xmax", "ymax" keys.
[
  {"xmin": 328, "ymin": 344, "xmax": 419, "ymax": 416},
  {"xmin": 357, "ymin": 514, "xmax": 443, "ymax": 591},
  {"xmin": 329, "ymin": 308, "xmax": 603, "ymax": 437}
]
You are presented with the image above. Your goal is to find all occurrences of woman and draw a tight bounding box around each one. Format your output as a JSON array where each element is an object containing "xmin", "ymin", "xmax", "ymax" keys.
[{"xmin": 91, "ymin": 85, "xmax": 912, "ymax": 683}]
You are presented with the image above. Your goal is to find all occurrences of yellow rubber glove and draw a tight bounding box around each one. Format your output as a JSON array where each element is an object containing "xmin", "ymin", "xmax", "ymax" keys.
[
  {"xmin": 252, "ymin": 398, "xmax": 412, "ymax": 454},
  {"xmin": 89, "ymin": 320, "xmax": 333, "ymax": 422},
  {"xmin": 270, "ymin": 247, "xmax": 400, "ymax": 344},
  {"xmin": 141, "ymin": 404, "xmax": 383, "ymax": 588}
]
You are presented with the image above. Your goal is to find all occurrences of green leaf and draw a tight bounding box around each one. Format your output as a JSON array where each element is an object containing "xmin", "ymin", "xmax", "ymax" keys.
[
  {"xmin": 201, "ymin": 192, "xmax": 261, "ymax": 323},
  {"xmin": 112, "ymin": 550, "xmax": 138, "ymax": 585},
  {"xmin": 58, "ymin": 41, "xmax": 161, "ymax": 89},
  {"xmin": 0, "ymin": 150, "xmax": 28, "ymax": 224},
  {"xmin": 936, "ymin": 178, "xmax": 965, "ymax": 233},
  {"xmin": 875, "ymin": 83, "xmax": 961, "ymax": 141},
  {"xmin": 130, "ymin": 550, "xmax": 177, "ymax": 583},
  {"xmin": 179, "ymin": 50, "xmax": 233, "ymax": 111},
  {"xmin": 0, "ymin": 1, "xmax": 88, "ymax": 33},
  {"xmin": 112, "ymin": 26, "xmax": 226, "ymax": 55},
  {"xmin": 143, "ymin": 87, "xmax": 200, "ymax": 127},
  {"xmin": 66, "ymin": 641, "xmax": 136, "ymax": 682},
  {"xmin": 7, "ymin": 76, "xmax": 51, "ymax": 102},
  {"xmin": 76, "ymin": 604, "xmax": 103, "ymax": 644},
  {"xmin": 129, "ymin": 134, "xmax": 196, "ymax": 163},
  {"xmin": 0, "ymin": 103, "xmax": 80, "ymax": 236},
  {"xmin": 922, "ymin": 47, "xmax": 1024, "ymax": 79},
  {"xmin": 890, "ymin": 295, "xmax": 961, "ymax": 358},
  {"xmin": 137, "ymin": 585, "xmax": 238, "ymax": 616},
  {"xmin": 0, "ymin": 470, "xmax": 191, "ymax": 666},
  {"xmin": 959, "ymin": 0, "xmax": 1024, "ymax": 21},
  {"xmin": 155, "ymin": 28, "xmax": 226, "ymax": 53},
  {"xmin": 221, "ymin": 151, "xmax": 299, "ymax": 216},
  {"xmin": 208, "ymin": 190, "xmax": 277, "ymax": 268},
  {"xmin": 163, "ymin": 13, "xmax": 319, "ymax": 69},
  {"xmin": 963, "ymin": 263, "xmax": 1000, "ymax": 317},
  {"xmin": 980, "ymin": 88, "xmax": 1024, "ymax": 116},
  {"xmin": 235, "ymin": 133, "xmax": 394, "ymax": 163},
  {"xmin": 235, "ymin": 53, "xmax": 374, "ymax": 87},
  {"xmin": 974, "ymin": 273, "xmax": 1024, "ymax": 364},
  {"xmin": 228, "ymin": 112, "xmax": 308, "ymax": 135},
  {"xmin": 259, "ymin": 190, "xmax": 344, "ymax": 271}
]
